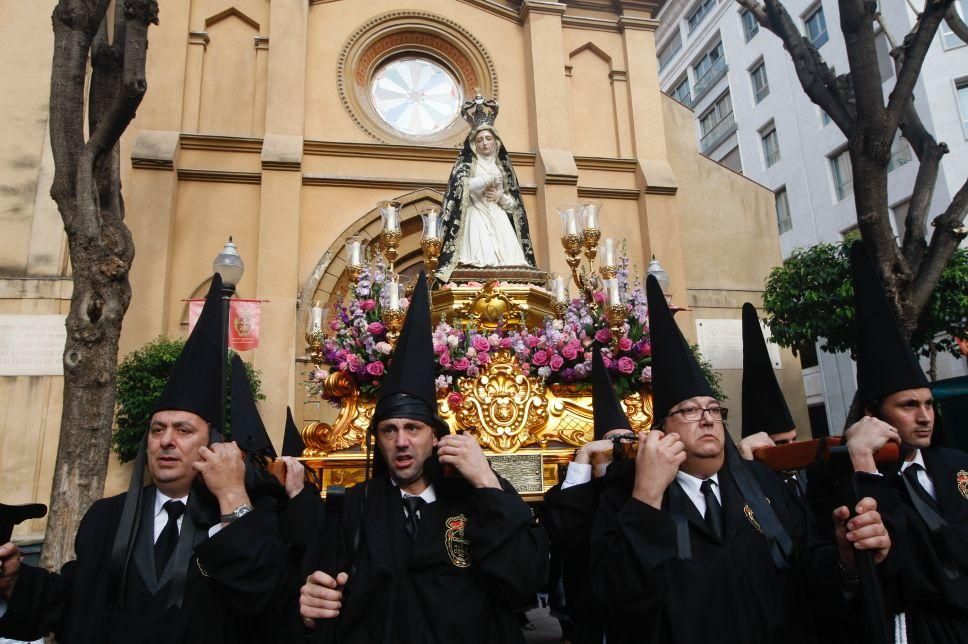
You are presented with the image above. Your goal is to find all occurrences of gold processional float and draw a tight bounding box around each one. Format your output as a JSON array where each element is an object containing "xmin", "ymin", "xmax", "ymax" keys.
[{"xmin": 297, "ymin": 201, "xmax": 683, "ymax": 501}]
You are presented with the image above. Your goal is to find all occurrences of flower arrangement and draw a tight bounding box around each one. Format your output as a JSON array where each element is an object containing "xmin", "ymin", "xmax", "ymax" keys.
[{"xmin": 307, "ymin": 255, "xmax": 652, "ymax": 403}]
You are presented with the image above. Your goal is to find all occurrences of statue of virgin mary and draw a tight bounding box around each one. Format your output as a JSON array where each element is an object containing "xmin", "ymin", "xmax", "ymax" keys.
[{"xmin": 435, "ymin": 94, "xmax": 536, "ymax": 283}]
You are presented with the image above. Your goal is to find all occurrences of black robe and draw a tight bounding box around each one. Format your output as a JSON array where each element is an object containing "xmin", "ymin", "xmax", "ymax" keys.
[
  {"xmin": 543, "ymin": 478, "xmax": 606, "ymax": 644},
  {"xmin": 323, "ymin": 474, "xmax": 548, "ymax": 644},
  {"xmin": 590, "ymin": 460, "xmax": 848, "ymax": 644},
  {"xmin": 885, "ymin": 447, "xmax": 968, "ymax": 643},
  {"xmin": 0, "ymin": 486, "xmax": 287, "ymax": 644}
]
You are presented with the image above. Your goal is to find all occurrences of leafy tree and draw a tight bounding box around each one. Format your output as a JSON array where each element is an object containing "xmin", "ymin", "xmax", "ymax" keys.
[
  {"xmin": 736, "ymin": 0, "xmax": 968, "ymax": 341},
  {"xmin": 113, "ymin": 337, "xmax": 264, "ymax": 462},
  {"xmin": 763, "ymin": 241, "xmax": 968, "ymax": 365}
]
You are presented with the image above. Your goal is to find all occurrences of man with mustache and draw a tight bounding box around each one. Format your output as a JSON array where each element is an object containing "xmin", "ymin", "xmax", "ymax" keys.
[
  {"xmin": 0, "ymin": 275, "xmax": 288, "ymax": 643},
  {"xmin": 298, "ymin": 273, "xmax": 548, "ymax": 643}
]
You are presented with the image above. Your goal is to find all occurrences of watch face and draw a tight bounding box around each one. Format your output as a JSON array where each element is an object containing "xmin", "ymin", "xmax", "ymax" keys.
[{"xmin": 370, "ymin": 57, "xmax": 462, "ymax": 136}]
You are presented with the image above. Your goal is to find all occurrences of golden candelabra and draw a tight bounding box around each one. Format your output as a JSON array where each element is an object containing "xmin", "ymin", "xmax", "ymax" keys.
[
  {"xmin": 421, "ymin": 237, "xmax": 443, "ymax": 274},
  {"xmin": 384, "ymin": 307, "xmax": 405, "ymax": 346},
  {"xmin": 306, "ymin": 329, "xmax": 326, "ymax": 364},
  {"xmin": 381, "ymin": 228, "xmax": 402, "ymax": 268},
  {"xmin": 557, "ymin": 203, "xmax": 617, "ymax": 304},
  {"xmin": 604, "ymin": 302, "xmax": 627, "ymax": 346}
]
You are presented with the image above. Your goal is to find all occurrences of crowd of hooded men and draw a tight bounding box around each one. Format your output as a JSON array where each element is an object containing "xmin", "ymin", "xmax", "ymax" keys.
[{"xmin": 0, "ymin": 240, "xmax": 965, "ymax": 643}]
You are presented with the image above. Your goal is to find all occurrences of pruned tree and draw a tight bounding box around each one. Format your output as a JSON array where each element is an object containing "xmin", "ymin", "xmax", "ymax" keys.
[
  {"xmin": 41, "ymin": 0, "xmax": 158, "ymax": 570},
  {"xmin": 736, "ymin": 0, "xmax": 968, "ymax": 340}
]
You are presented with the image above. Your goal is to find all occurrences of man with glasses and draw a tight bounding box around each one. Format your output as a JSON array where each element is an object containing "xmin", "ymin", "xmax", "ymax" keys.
[{"xmin": 589, "ymin": 276, "xmax": 892, "ymax": 644}]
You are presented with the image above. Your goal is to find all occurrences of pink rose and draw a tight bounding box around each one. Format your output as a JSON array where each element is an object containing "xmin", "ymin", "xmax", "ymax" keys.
[
  {"xmin": 618, "ymin": 336, "xmax": 633, "ymax": 352},
  {"xmin": 549, "ymin": 354, "xmax": 565, "ymax": 371},
  {"xmin": 367, "ymin": 322, "xmax": 385, "ymax": 335},
  {"xmin": 525, "ymin": 335, "xmax": 541, "ymax": 348},
  {"xmin": 453, "ymin": 357, "xmax": 471, "ymax": 371},
  {"xmin": 595, "ymin": 328, "xmax": 612, "ymax": 344},
  {"xmin": 499, "ymin": 337, "xmax": 512, "ymax": 349},
  {"xmin": 346, "ymin": 354, "xmax": 364, "ymax": 373},
  {"xmin": 617, "ymin": 356, "xmax": 635, "ymax": 374},
  {"xmin": 433, "ymin": 342, "xmax": 447, "ymax": 355},
  {"xmin": 488, "ymin": 334, "xmax": 501, "ymax": 348},
  {"xmin": 472, "ymin": 335, "xmax": 490, "ymax": 352},
  {"xmin": 447, "ymin": 392, "xmax": 464, "ymax": 409},
  {"xmin": 439, "ymin": 352, "xmax": 452, "ymax": 367},
  {"xmin": 365, "ymin": 361, "xmax": 385, "ymax": 376},
  {"xmin": 532, "ymin": 350, "xmax": 549, "ymax": 366},
  {"xmin": 477, "ymin": 351, "xmax": 491, "ymax": 364},
  {"xmin": 639, "ymin": 341, "xmax": 652, "ymax": 357},
  {"xmin": 360, "ymin": 299, "xmax": 376, "ymax": 312},
  {"xmin": 593, "ymin": 291, "xmax": 606, "ymax": 304},
  {"xmin": 561, "ymin": 343, "xmax": 579, "ymax": 360},
  {"xmin": 328, "ymin": 318, "xmax": 342, "ymax": 332},
  {"xmin": 519, "ymin": 362, "xmax": 531, "ymax": 373}
]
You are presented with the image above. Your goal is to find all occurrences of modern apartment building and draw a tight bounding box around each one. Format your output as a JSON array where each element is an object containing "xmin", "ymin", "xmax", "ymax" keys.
[{"xmin": 655, "ymin": 0, "xmax": 968, "ymax": 434}]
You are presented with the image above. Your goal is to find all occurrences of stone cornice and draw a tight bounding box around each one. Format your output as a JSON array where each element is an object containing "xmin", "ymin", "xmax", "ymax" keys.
[
  {"xmin": 577, "ymin": 186, "xmax": 641, "ymax": 199},
  {"xmin": 618, "ymin": 15, "xmax": 659, "ymax": 31},
  {"xmin": 181, "ymin": 133, "xmax": 263, "ymax": 153},
  {"xmin": 455, "ymin": 0, "xmax": 520, "ymax": 22},
  {"xmin": 519, "ymin": 0, "xmax": 568, "ymax": 21},
  {"xmin": 302, "ymin": 173, "xmax": 538, "ymax": 195},
  {"xmin": 177, "ymin": 169, "xmax": 261, "ymax": 184},
  {"xmin": 561, "ymin": 15, "xmax": 621, "ymax": 32},
  {"xmin": 303, "ymin": 140, "xmax": 537, "ymax": 166},
  {"xmin": 574, "ymin": 156, "xmax": 638, "ymax": 172}
]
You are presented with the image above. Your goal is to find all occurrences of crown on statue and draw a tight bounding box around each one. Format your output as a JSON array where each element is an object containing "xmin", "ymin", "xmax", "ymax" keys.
[{"xmin": 461, "ymin": 91, "xmax": 499, "ymax": 130}]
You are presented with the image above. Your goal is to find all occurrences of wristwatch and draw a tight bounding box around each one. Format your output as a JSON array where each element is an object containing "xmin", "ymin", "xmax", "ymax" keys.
[{"xmin": 220, "ymin": 504, "xmax": 253, "ymax": 524}]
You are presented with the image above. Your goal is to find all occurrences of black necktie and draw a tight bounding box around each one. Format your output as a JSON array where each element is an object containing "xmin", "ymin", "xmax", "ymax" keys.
[
  {"xmin": 402, "ymin": 495, "xmax": 425, "ymax": 539},
  {"xmin": 904, "ymin": 464, "xmax": 940, "ymax": 513},
  {"xmin": 154, "ymin": 500, "xmax": 186, "ymax": 576},
  {"xmin": 700, "ymin": 479, "xmax": 724, "ymax": 540}
]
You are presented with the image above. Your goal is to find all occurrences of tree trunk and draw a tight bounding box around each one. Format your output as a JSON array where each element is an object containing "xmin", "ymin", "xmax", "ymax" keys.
[{"xmin": 40, "ymin": 0, "xmax": 156, "ymax": 572}]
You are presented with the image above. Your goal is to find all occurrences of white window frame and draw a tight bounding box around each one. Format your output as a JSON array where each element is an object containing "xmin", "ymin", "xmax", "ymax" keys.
[
  {"xmin": 687, "ymin": 0, "xmax": 717, "ymax": 34},
  {"xmin": 886, "ymin": 134, "xmax": 912, "ymax": 173},
  {"xmin": 761, "ymin": 124, "xmax": 781, "ymax": 167},
  {"xmin": 830, "ymin": 148, "xmax": 854, "ymax": 202},
  {"xmin": 775, "ymin": 187, "xmax": 793, "ymax": 234},
  {"xmin": 956, "ymin": 78, "xmax": 968, "ymax": 139},
  {"xmin": 671, "ymin": 76, "xmax": 692, "ymax": 106},
  {"xmin": 940, "ymin": 0, "xmax": 967, "ymax": 50},
  {"xmin": 750, "ymin": 60, "xmax": 769, "ymax": 104},
  {"xmin": 658, "ymin": 29, "xmax": 683, "ymax": 71},
  {"xmin": 699, "ymin": 91, "xmax": 734, "ymax": 138},
  {"xmin": 741, "ymin": 8, "xmax": 759, "ymax": 42},
  {"xmin": 804, "ymin": 4, "xmax": 829, "ymax": 48}
]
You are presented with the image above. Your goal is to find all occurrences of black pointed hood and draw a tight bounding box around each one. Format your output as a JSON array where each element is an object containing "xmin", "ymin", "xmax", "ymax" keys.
[
  {"xmin": 282, "ymin": 406, "xmax": 305, "ymax": 458},
  {"xmin": 646, "ymin": 275, "xmax": 715, "ymax": 420},
  {"xmin": 850, "ymin": 241, "xmax": 929, "ymax": 407},
  {"xmin": 230, "ymin": 354, "xmax": 276, "ymax": 457},
  {"xmin": 151, "ymin": 274, "xmax": 224, "ymax": 428},
  {"xmin": 741, "ymin": 303, "xmax": 795, "ymax": 438},
  {"xmin": 372, "ymin": 271, "xmax": 447, "ymax": 436},
  {"xmin": 592, "ymin": 344, "xmax": 632, "ymax": 439}
]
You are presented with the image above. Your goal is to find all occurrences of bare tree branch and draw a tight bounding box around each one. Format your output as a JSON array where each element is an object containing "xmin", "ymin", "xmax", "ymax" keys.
[
  {"xmin": 885, "ymin": 1, "xmax": 952, "ymax": 135},
  {"xmin": 736, "ymin": 0, "xmax": 855, "ymax": 130},
  {"xmin": 898, "ymin": 101, "xmax": 946, "ymax": 270},
  {"xmin": 909, "ymin": 178, "xmax": 968, "ymax": 313},
  {"xmin": 944, "ymin": 2, "xmax": 968, "ymax": 46}
]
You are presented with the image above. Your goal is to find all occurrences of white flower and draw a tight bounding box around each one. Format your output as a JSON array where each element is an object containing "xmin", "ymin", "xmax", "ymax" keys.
[
  {"xmin": 375, "ymin": 341, "xmax": 393, "ymax": 354},
  {"xmin": 466, "ymin": 347, "xmax": 477, "ymax": 358},
  {"xmin": 448, "ymin": 335, "xmax": 459, "ymax": 348}
]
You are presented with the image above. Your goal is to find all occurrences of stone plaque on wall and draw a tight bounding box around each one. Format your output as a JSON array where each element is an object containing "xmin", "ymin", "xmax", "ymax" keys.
[
  {"xmin": 695, "ymin": 318, "xmax": 782, "ymax": 370},
  {"xmin": 486, "ymin": 453, "xmax": 543, "ymax": 493},
  {"xmin": 0, "ymin": 315, "xmax": 66, "ymax": 376}
]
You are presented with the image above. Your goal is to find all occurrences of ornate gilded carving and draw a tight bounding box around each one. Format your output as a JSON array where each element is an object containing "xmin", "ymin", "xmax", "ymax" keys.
[{"xmin": 449, "ymin": 350, "xmax": 549, "ymax": 453}]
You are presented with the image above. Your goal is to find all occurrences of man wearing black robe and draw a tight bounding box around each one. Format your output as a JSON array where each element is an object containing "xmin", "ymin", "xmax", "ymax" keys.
[
  {"xmin": 544, "ymin": 344, "xmax": 635, "ymax": 644},
  {"xmin": 299, "ymin": 272, "xmax": 548, "ymax": 644},
  {"xmin": 589, "ymin": 275, "xmax": 893, "ymax": 644},
  {"xmin": 0, "ymin": 275, "xmax": 288, "ymax": 644},
  {"xmin": 839, "ymin": 241, "xmax": 968, "ymax": 643}
]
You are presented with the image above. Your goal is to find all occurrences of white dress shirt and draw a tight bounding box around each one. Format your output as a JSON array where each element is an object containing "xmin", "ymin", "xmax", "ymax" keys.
[
  {"xmin": 899, "ymin": 449, "xmax": 937, "ymax": 501},
  {"xmin": 154, "ymin": 492, "xmax": 223, "ymax": 540},
  {"xmin": 561, "ymin": 462, "xmax": 593, "ymax": 490},
  {"xmin": 395, "ymin": 482, "xmax": 437, "ymax": 521},
  {"xmin": 675, "ymin": 471, "xmax": 722, "ymax": 517}
]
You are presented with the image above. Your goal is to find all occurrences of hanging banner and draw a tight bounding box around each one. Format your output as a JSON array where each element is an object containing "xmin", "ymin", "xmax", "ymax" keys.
[{"xmin": 188, "ymin": 299, "xmax": 261, "ymax": 351}]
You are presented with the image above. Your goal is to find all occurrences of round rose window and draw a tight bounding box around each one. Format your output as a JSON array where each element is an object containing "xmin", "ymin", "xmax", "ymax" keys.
[{"xmin": 369, "ymin": 57, "xmax": 462, "ymax": 136}]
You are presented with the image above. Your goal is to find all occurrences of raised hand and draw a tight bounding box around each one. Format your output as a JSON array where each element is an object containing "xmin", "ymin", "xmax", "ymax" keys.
[{"xmin": 632, "ymin": 430, "xmax": 686, "ymax": 509}]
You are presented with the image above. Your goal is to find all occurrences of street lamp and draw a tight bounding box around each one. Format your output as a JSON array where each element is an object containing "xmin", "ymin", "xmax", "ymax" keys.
[
  {"xmin": 212, "ymin": 237, "xmax": 244, "ymax": 436},
  {"xmin": 646, "ymin": 255, "xmax": 670, "ymax": 293}
]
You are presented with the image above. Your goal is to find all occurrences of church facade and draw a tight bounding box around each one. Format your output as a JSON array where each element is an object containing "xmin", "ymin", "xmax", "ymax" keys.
[{"xmin": 0, "ymin": 0, "xmax": 806, "ymax": 539}]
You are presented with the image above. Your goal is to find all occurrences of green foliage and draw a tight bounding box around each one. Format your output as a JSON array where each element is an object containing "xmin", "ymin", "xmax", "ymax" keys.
[
  {"xmin": 690, "ymin": 344, "xmax": 727, "ymax": 402},
  {"xmin": 763, "ymin": 242, "xmax": 968, "ymax": 357},
  {"xmin": 112, "ymin": 337, "xmax": 264, "ymax": 462}
]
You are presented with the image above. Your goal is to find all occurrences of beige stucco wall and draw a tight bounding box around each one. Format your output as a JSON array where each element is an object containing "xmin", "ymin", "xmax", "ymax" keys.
[{"xmin": 0, "ymin": 0, "xmax": 807, "ymax": 541}]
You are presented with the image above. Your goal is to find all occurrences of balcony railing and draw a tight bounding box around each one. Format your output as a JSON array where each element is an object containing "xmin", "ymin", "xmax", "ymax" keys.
[
  {"xmin": 693, "ymin": 58, "xmax": 728, "ymax": 103},
  {"xmin": 699, "ymin": 111, "xmax": 736, "ymax": 153}
]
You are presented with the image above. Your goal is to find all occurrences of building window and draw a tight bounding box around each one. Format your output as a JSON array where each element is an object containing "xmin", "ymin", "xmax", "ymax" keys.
[
  {"xmin": 671, "ymin": 76, "xmax": 692, "ymax": 107},
  {"xmin": 741, "ymin": 9, "xmax": 759, "ymax": 42},
  {"xmin": 957, "ymin": 79, "xmax": 968, "ymax": 138},
  {"xmin": 819, "ymin": 108, "xmax": 831, "ymax": 126},
  {"xmin": 761, "ymin": 125, "xmax": 781, "ymax": 167},
  {"xmin": 370, "ymin": 57, "xmax": 462, "ymax": 136},
  {"xmin": 775, "ymin": 187, "xmax": 793, "ymax": 234},
  {"xmin": 940, "ymin": 0, "xmax": 967, "ymax": 49},
  {"xmin": 875, "ymin": 31, "xmax": 894, "ymax": 82},
  {"xmin": 659, "ymin": 29, "xmax": 683, "ymax": 71},
  {"xmin": 751, "ymin": 61, "xmax": 769, "ymax": 103},
  {"xmin": 887, "ymin": 134, "xmax": 912, "ymax": 173},
  {"xmin": 720, "ymin": 145, "xmax": 743, "ymax": 173},
  {"xmin": 798, "ymin": 342, "xmax": 819, "ymax": 369},
  {"xmin": 830, "ymin": 149, "xmax": 854, "ymax": 201},
  {"xmin": 805, "ymin": 5, "xmax": 829, "ymax": 48},
  {"xmin": 891, "ymin": 199, "xmax": 910, "ymax": 239},
  {"xmin": 687, "ymin": 0, "xmax": 717, "ymax": 33},
  {"xmin": 693, "ymin": 41, "xmax": 727, "ymax": 100},
  {"xmin": 699, "ymin": 91, "xmax": 735, "ymax": 151}
]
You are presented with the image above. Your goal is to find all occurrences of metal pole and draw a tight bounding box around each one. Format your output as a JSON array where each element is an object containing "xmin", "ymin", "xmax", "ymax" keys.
[{"xmin": 220, "ymin": 285, "xmax": 235, "ymax": 437}]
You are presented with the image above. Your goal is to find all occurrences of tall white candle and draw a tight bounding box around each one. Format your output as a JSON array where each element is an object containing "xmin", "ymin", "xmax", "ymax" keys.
[
  {"xmin": 309, "ymin": 305, "xmax": 323, "ymax": 333},
  {"xmin": 346, "ymin": 238, "xmax": 362, "ymax": 265},
  {"xmin": 566, "ymin": 210, "xmax": 579, "ymax": 236},
  {"xmin": 606, "ymin": 279, "xmax": 622, "ymax": 305},
  {"xmin": 599, "ymin": 238, "xmax": 617, "ymax": 267},
  {"xmin": 388, "ymin": 277, "xmax": 400, "ymax": 309},
  {"xmin": 424, "ymin": 211, "xmax": 439, "ymax": 239},
  {"xmin": 583, "ymin": 204, "xmax": 599, "ymax": 230}
]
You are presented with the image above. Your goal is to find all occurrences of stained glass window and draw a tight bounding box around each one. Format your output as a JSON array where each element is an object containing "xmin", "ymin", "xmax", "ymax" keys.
[{"xmin": 370, "ymin": 58, "xmax": 462, "ymax": 136}]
